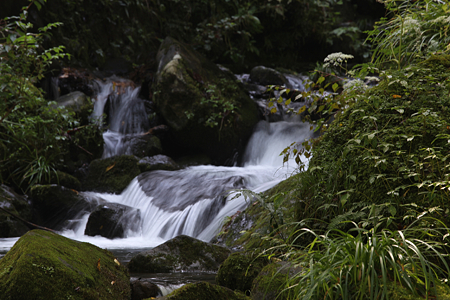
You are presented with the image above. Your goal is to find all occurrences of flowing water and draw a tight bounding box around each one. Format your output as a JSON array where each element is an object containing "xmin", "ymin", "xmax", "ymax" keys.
[{"xmin": 0, "ymin": 75, "xmax": 314, "ymax": 293}]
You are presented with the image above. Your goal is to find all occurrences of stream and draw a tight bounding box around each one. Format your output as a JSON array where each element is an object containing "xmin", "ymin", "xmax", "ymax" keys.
[{"xmin": 0, "ymin": 74, "xmax": 314, "ymax": 294}]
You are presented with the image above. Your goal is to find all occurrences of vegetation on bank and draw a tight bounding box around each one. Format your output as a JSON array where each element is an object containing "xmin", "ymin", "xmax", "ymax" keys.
[{"xmin": 222, "ymin": 0, "xmax": 450, "ymax": 299}]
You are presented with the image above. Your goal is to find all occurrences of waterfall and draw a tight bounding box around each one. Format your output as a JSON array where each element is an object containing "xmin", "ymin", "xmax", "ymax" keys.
[
  {"xmin": 56, "ymin": 77, "xmax": 314, "ymax": 250},
  {"xmin": 60, "ymin": 120, "xmax": 312, "ymax": 249},
  {"xmin": 91, "ymin": 77, "xmax": 149, "ymax": 158}
]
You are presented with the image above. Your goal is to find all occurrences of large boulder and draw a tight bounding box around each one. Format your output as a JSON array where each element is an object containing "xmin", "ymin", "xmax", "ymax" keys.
[
  {"xmin": 216, "ymin": 252, "xmax": 268, "ymax": 295},
  {"xmin": 158, "ymin": 281, "xmax": 250, "ymax": 300},
  {"xmin": 85, "ymin": 203, "xmax": 141, "ymax": 239},
  {"xmin": 153, "ymin": 37, "xmax": 259, "ymax": 164},
  {"xmin": 82, "ymin": 155, "xmax": 141, "ymax": 194},
  {"xmin": 29, "ymin": 184, "xmax": 94, "ymax": 229},
  {"xmin": 0, "ymin": 229, "xmax": 130, "ymax": 300},
  {"xmin": 127, "ymin": 235, "xmax": 231, "ymax": 273},
  {"xmin": 0, "ymin": 185, "xmax": 32, "ymax": 237},
  {"xmin": 138, "ymin": 154, "xmax": 179, "ymax": 172}
]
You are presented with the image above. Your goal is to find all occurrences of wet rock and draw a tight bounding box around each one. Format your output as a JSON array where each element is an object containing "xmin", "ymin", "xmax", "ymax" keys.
[
  {"xmin": 0, "ymin": 229, "xmax": 130, "ymax": 300},
  {"xmin": 54, "ymin": 91, "xmax": 91, "ymax": 112},
  {"xmin": 131, "ymin": 278, "xmax": 162, "ymax": 300},
  {"xmin": 216, "ymin": 252, "xmax": 268, "ymax": 295},
  {"xmin": 127, "ymin": 235, "xmax": 231, "ymax": 273},
  {"xmin": 29, "ymin": 184, "xmax": 94, "ymax": 229},
  {"xmin": 159, "ymin": 281, "xmax": 250, "ymax": 300},
  {"xmin": 153, "ymin": 36, "xmax": 259, "ymax": 164},
  {"xmin": 0, "ymin": 185, "xmax": 31, "ymax": 237},
  {"xmin": 138, "ymin": 155, "xmax": 179, "ymax": 172},
  {"xmin": 85, "ymin": 203, "xmax": 141, "ymax": 239},
  {"xmin": 124, "ymin": 135, "xmax": 163, "ymax": 158},
  {"xmin": 251, "ymin": 262, "xmax": 302, "ymax": 300},
  {"xmin": 82, "ymin": 155, "xmax": 141, "ymax": 194},
  {"xmin": 249, "ymin": 66, "xmax": 291, "ymax": 88}
]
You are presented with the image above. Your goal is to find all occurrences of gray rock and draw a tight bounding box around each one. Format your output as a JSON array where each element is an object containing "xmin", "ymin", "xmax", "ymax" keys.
[
  {"xmin": 54, "ymin": 91, "xmax": 91, "ymax": 112},
  {"xmin": 85, "ymin": 203, "xmax": 141, "ymax": 239},
  {"xmin": 127, "ymin": 235, "xmax": 231, "ymax": 273},
  {"xmin": 138, "ymin": 155, "xmax": 179, "ymax": 172},
  {"xmin": 249, "ymin": 66, "xmax": 292, "ymax": 88},
  {"xmin": 0, "ymin": 185, "xmax": 31, "ymax": 237}
]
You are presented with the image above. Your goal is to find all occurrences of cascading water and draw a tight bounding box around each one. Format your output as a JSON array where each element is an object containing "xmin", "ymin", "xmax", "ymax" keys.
[
  {"xmin": 91, "ymin": 77, "xmax": 150, "ymax": 158},
  {"xmin": 0, "ymin": 76, "xmax": 315, "ymax": 257},
  {"xmin": 60, "ymin": 119, "xmax": 313, "ymax": 250}
]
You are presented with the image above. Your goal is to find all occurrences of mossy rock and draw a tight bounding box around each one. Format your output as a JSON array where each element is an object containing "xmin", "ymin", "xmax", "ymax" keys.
[
  {"xmin": 158, "ymin": 281, "xmax": 250, "ymax": 300},
  {"xmin": 0, "ymin": 185, "xmax": 31, "ymax": 237},
  {"xmin": 0, "ymin": 229, "xmax": 130, "ymax": 300},
  {"xmin": 154, "ymin": 37, "xmax": 259, "ymax": 164},
  {"xmin": 82, "ymin": 155, "xmax": 141, "ymax": 194},
  {"xmin": 127, "ymin": 235, "xmax": 231, "ymax": 273},
  {"xmin": 251, "ymin": 262, "xmax": 301, "ymax": 300},
  {"xmin": 216, "ymin": 252, "xmax": 268, "ymax": 295},
  {"xmin": 29, "ymin": 184, "xmax": 92, "ymax": 229},
  {"xmin": 386, "ymin": 281, "xmax": 450, "ymax": 300},
  {"xmin": 50, "ymin": 171, "xmax": 82, "ymax": 190}
]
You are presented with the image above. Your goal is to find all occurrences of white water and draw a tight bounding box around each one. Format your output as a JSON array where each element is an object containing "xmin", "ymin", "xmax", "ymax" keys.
[
  {"xmin": 58, "ymin": 118, "xmax": 312, "ymax": 250},
  {"xmin": 0, "ymin": 79, "xmax": 314, "ymax": 256}
]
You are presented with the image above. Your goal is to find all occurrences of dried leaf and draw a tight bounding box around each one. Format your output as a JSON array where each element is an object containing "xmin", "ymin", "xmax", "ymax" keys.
[
  {"xmin": 114, "ymin": 258, "xmax": 121, "ymax": 266},
  {"xmin": 97, "ymin": 258, "xmax": 101, "ymax": 271},
  {"xmin": 106, "ymin": 163, "xmax": 116, "ymax": 172}
]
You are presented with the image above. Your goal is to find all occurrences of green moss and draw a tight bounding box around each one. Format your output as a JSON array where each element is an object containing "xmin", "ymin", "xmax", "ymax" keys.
[
  {"xmin": 386, "ymin": 281, "xmax": 450, "ymax": 300},
  {"xmin": 0, "ymin": 229, "xmax": 130, "ymax": 300},
  {"xmin": 252, "ymin": 262, "xmax": 299, "ymax": 300},
  {"xmin": 83, "ymin": 155, "xmax": 141, "ymax": 194},
  {"xmin": 216, "ymin": 252, "xmax": 268, "ymax": 295},
  {"xmin": 128, "ymin": 235, "xmax": 231, "ymax": 273},
  {"xmin": 161, "ymin": 281, "xmax": 250, "ymax": 300},
  {"xmin": 154, "ymin": 37, "xmax": 259, "ymax": 163},
  {"xmin": 50, "ymin": 171, "xmax": 82, "ymax": 190}
]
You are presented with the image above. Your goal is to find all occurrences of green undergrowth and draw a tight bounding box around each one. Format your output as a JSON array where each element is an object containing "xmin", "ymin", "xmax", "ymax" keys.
[{"xmin": 220, "ymin": 54, "xmax": 450, "ymax": 300}]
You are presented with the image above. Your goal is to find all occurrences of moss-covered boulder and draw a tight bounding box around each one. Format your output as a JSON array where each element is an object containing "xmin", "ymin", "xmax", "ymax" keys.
[
  {"xmin": 50, "ymin": 170, "xmax": 82, "ymax": 190},
  {"xmin": 0, "ymin": 185, "xmax": 32, "ymax": 237},
  {"xmin": 85, "ymin": 203, "xmax": 141, "ymax": 239},
  {"xmin": 30, "ymin": 184, "xmax": 93, "ymax": 229},
  {"xmin": 138, "ymin": 154, "xmax": 179, "ymax": 172},
  {"xmin": 251, "ymin": 262, "xmax": 301, "ymax": 300},
  {"xmin": 153, "ymin": 36, "xmax": 259, "ymax": 164},
  {"xmin": 128, "ymin": 235, "xmax": 231, "ymax": 273},
  {"xmin": 216, "ymin": 252, "xmax": 268, "ymax": 295},
  {"xmin": 0, "ymin": 230, "xmax": 130, "ymax": 300},
  {"xmin": 82, "ymin": 155, "xmax": 141, "ymax": 194},
  {"xmin": 158, "ymin": 281, "xmax": 250, "ymax": 300}
]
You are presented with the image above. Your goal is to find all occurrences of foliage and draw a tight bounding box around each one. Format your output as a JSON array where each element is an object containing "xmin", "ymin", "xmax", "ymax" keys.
[
  {"xmin": 265, "ymin": 209, "xmax": 450, "ymax": 300},
  {"xmin": 0, "ymin": 1, "xmax": 77, "ymax": 191},
  {"xmin": 367, "ymin": 0, "xmax": 450, "ymax": 68},
  {"xmin": 3, "ymin": 0, "xmax": 383, "ymax": 70}
]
